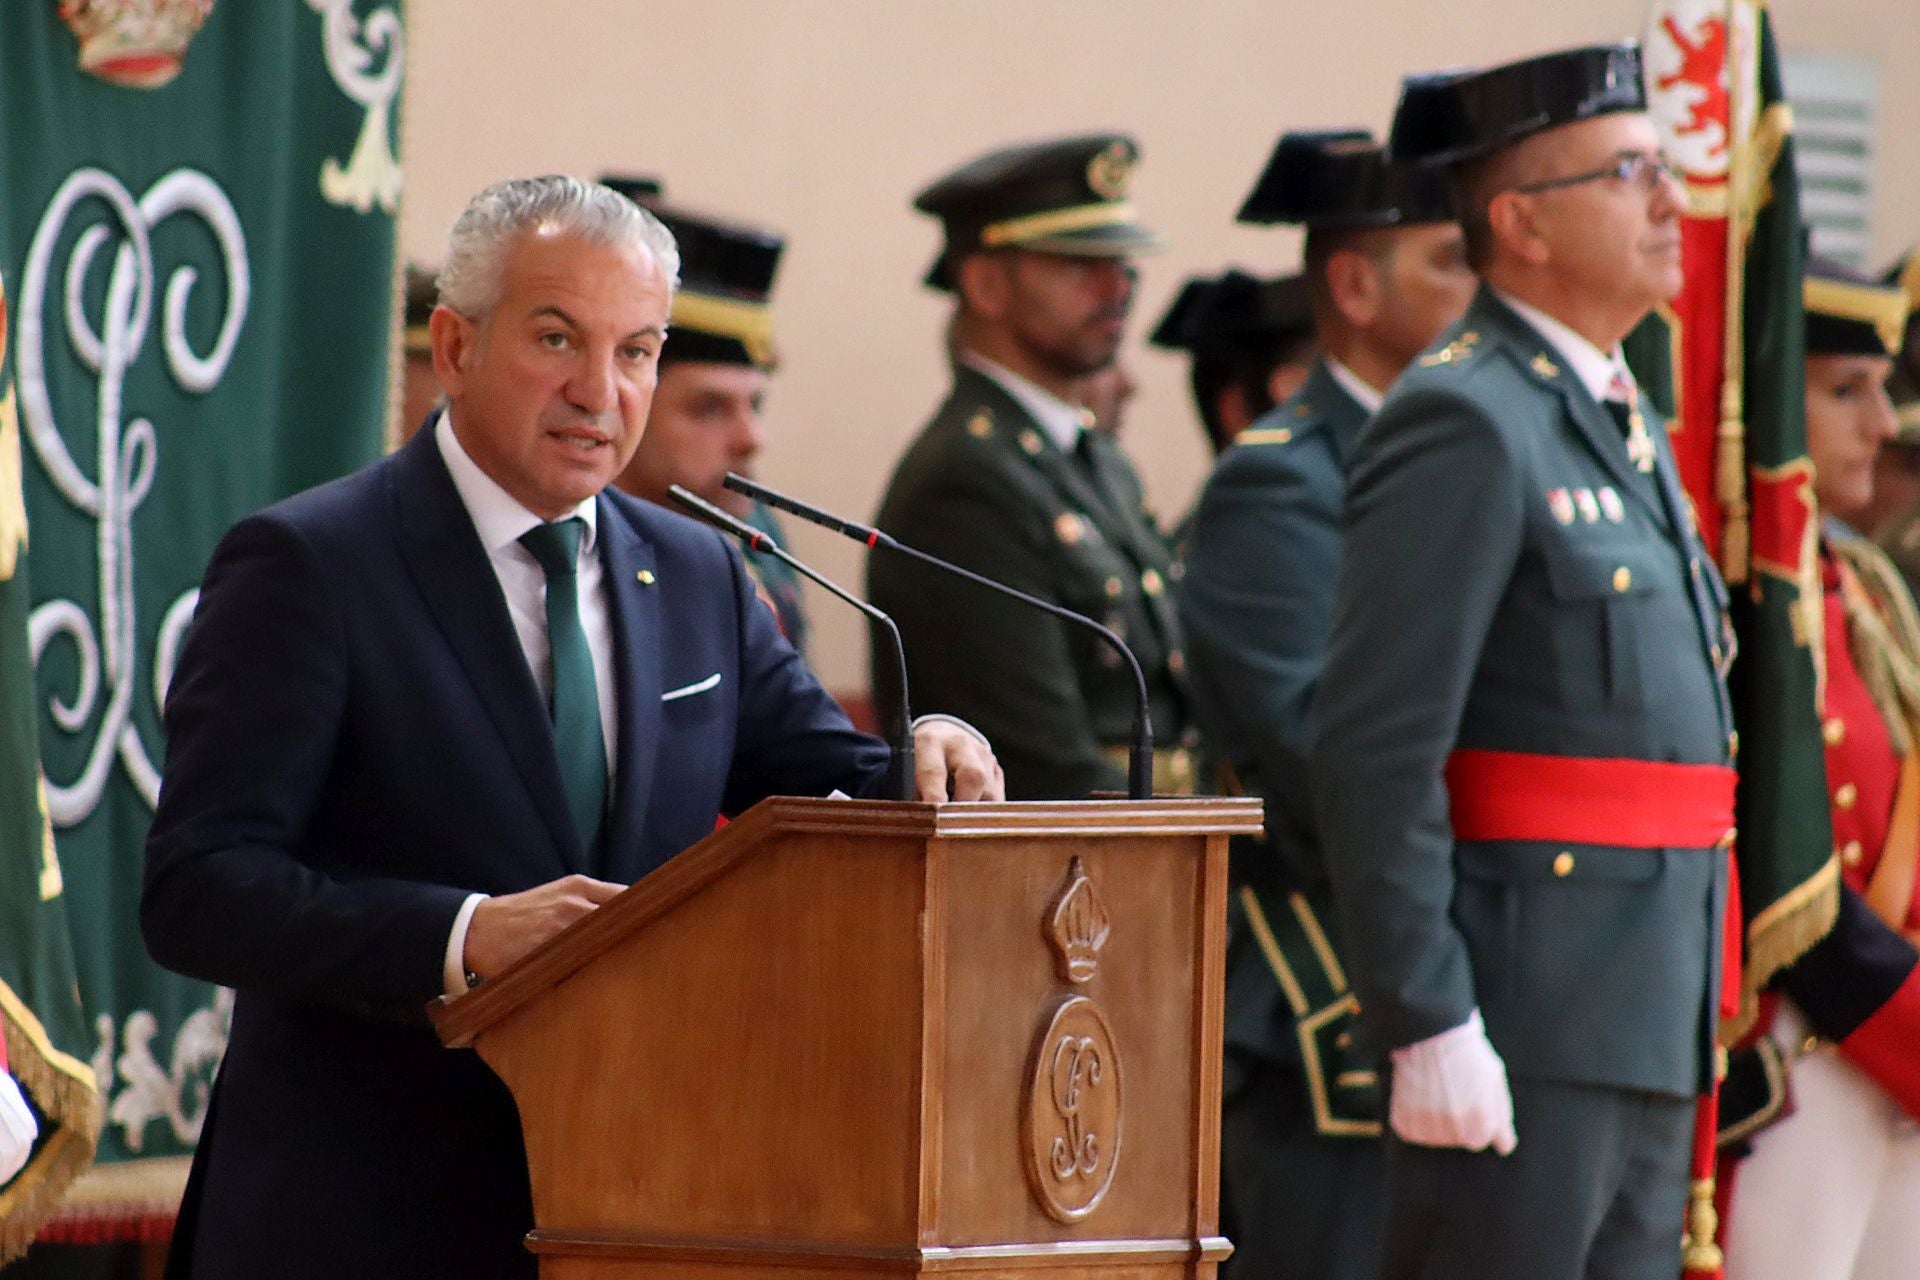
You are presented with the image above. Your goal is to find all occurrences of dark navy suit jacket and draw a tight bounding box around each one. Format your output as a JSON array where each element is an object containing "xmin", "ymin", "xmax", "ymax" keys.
[{"xmin": 142, "ymin": 427, "xmax": 889, "ymax": 1278}]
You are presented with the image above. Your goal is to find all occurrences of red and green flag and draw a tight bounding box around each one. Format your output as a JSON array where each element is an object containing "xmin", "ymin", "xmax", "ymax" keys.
[{"xmin": 1635, "ymin": 0, "xmax": 1833, "ymax": 1024}]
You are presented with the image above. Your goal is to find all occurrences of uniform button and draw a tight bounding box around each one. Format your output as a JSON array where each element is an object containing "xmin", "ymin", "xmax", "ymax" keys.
[
  {"xmin": 1612, "ymin": 566, "xmax": 1632, "ymax": 592},
  {"xmin": 1823, "ymin": 718, "xmax": 1846, "ymax": 747},
  {"xmin": 1835, "ymin": 782, "xmax": 1858, "ymax": 811},
  {"xmin": 1141, "ymin": 568, "xmax": 1165, "ymax": 598},
  {"xmin": 1553, "ymin": 852, "xmax": 1575, "ymax": 877},
  {"xmin": 1104, "ymin": 576, "xmax": 1124, "ymax": 599},
  {"xmin": 1840, "ymin": 840, "xmax": 1864, "ymax": 867},
  {"xmin": 1168, "ymin": 649, "xmax": 1187, "ymax": 675}
]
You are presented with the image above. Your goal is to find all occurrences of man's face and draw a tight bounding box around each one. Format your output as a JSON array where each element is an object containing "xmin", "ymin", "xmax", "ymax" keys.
[
  {"xmin": 999, "ymin": 250, "xmax": 1136, "ymax": 380},
  {"xmin": 433, "ymin": 229, "xmax": 671, "ymax": 520},
  {"xmin": 1374, "ymin": 223, "xmax": 1476, "ymax": 370},
  {"xmin": 615, "ymin": 360, "xmax": 770, "ymax": 517},
  {"xmin": 1509, "ymin": 113, "xmax": 1685, "ymax": 317},
  {"xmin": 1806, "ymin": 352, "xmax": 1899, "ymax": 524}
]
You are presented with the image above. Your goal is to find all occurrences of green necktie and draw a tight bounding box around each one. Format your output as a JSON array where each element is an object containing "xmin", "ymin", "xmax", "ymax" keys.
[{"xmin": 519, "ymin": 518, "xmax": 607, "ymax": 856}]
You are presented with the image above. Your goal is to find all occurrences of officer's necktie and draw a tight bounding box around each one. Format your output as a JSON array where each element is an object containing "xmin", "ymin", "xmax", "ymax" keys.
[{"xmin": 518, "ymin": 518, "xmax": 607, "ymax": 856}]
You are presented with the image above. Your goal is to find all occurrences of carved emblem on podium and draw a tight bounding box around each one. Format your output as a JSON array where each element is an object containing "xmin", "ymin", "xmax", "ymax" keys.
[
  {"xmin": 1025, "ymin": 858, "xmax": 1122, "ymax": 1222},
  {"xmin": 1046, "ymin": 856, "xmax": 1111, "ymax": 983}
]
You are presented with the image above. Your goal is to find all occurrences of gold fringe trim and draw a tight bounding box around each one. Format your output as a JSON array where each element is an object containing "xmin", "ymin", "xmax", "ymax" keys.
[
  {"xmin": 0, "ymin": 981, "xmax": 103, "ymax": 1263},
  {"xmin": 37, "ymin": 1155, "xmax": 192, "ymax": 1225},
  {"xmin": 1723, "ymin": 856, "xmax": 1842, "ymax": 1043}
]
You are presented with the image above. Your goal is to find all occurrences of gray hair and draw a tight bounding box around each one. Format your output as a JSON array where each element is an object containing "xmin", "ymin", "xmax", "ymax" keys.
[{"xmin": 436, "ymin": 175, "xmax": 680, "ymax": 318}]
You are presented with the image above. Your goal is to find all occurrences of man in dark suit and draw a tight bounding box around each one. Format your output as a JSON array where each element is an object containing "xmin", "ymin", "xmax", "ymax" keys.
[
  {"xmin": 1310, "ymin": 46, "xmax": 1738, "ymax": 1279},
  {"xmin": 141, "ymin": 175, "xmax": 1000, "ymax": 1280},
  {"xmin": 870, "ymin": 134, "xmax": 1195, "ymax": 799},
  {"xmin": 1178, "ymin": 129, "xmax": 1471, "ymax": 1280}
]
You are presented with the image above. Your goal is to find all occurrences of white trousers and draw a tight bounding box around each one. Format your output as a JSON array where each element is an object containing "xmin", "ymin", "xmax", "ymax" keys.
[{"xmin": 1723, "ymin": 1005, "xmax": 1920, "ymax": 1280}]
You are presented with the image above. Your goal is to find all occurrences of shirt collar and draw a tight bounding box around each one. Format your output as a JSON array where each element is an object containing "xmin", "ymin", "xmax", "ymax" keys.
[
  {"xmin": 435, "ymin": 411, "xmax": 599, "ymax": 556},
  {"xmin": 1323, "ymin": 357, "xmax": 1385, "ymax": 414},
  {"xmin": 1493, "ymin": 290, "xmax": 1635, "ymax": 405},
  {"xmin": 961, "ymin": 352, "xmax": 1090, "ymax": 453}
]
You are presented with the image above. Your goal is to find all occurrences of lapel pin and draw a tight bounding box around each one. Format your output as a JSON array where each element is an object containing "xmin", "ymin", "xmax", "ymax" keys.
[{"xmin": 636, "ymin": 569, "xmax": 655, "ymax": 585}]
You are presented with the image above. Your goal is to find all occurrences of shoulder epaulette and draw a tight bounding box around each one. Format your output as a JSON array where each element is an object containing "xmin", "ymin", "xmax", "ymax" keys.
[{"xmin": 1416, "ymin": 328, "xmax": 1482, "ymax": 370}]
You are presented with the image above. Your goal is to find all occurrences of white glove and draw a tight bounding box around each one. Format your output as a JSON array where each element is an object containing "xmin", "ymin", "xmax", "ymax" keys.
[
  {"xmin": 0, "ymin": 1072, "xmax": 38, "ymax": 1185},
  {"xmin": 1388, "ymin": 1009, "xmax": 1517, "ymax": 1154}
]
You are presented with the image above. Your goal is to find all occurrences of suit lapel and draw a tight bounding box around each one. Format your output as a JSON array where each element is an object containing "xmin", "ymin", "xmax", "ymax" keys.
[
  {"xmin": 596, "ymin": 497, "xmax": 662, "ymax": 882},
  {"xmin": 1478, "ymin": 294, "xmax": 1673, "ymax": 535},
  {"xmin": 388, "ymin": 432, "xmax": 579, "ymax": 876}
]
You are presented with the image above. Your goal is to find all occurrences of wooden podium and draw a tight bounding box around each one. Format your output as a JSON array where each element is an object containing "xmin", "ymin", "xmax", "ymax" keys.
[{"xmin": 433, "ymin": 796, "xmax": 1261, "ymax": 1278}]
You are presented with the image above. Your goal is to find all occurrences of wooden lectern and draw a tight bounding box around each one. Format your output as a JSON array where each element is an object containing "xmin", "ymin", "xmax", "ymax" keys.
[{"xmin": 433, "ymin": 796, "xmax": 1262, "ymax": 1278}]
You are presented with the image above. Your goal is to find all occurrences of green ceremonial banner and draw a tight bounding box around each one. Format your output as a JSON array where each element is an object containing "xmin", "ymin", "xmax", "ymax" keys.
[{"xmin": 2, "ymin": 0, "xmax": 402, "ymax": 1239}]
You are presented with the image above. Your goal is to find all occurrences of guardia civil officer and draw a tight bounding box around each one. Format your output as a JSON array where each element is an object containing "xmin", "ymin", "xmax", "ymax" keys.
[
  {"xmin": 606, "ymin": 188, "xmax": 811, "ymax": 654},
  {"xmin": 1149, "ymin": 268, "xmax": 1316, "ymax": 457},
  {"xmin": 870, "ymin": 135, "xmax": 1196, "ymax": 799},
  {"xmin": 1176, "ymin": 129, "xmax": 1472, "ymax": 1280},
  {"xmin": 1310, "ymin": 45, "xmax": 1738, "ymax": 1279}
]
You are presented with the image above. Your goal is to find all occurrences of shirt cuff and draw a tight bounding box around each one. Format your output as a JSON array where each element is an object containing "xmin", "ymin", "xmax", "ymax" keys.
[
  {"xmin": 442, "ymin": 893, "xmax": 487, "ymax": 998},
  {"xmin": 910, "ymin": 712, "xmax": 991, "ymax": 749}
]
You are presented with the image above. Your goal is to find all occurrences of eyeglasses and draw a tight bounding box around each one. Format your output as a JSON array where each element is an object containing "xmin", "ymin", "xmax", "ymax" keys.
[{"xmin": 1512, "ymin": 152, "xmax": 1680, "ymax": 196}]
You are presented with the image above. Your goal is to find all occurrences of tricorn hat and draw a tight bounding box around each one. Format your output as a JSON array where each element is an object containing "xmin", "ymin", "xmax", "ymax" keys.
[
  {"xmin": 1150, "ymin": 270, "xmax": 1311, "ymax": 356},
  {"xmin": 1238, "ymin": 130, "xmax": 1453, "ymax": 228},
  {"xmin": 1388, "ymin": 43, "xmax": 1646, "ymax": 167}
]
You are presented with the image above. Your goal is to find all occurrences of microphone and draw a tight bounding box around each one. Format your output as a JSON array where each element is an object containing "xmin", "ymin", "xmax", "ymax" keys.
[
  {"xmin": 722, "ymin": 472, "xmax": 1155, "ymax": 800},
  {"xmin": 667, "ymin": 486, "xmax": 915, "ymax": 802}
]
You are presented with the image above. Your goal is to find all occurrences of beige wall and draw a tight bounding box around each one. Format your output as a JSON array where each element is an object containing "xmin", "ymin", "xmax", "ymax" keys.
[{"xmin": 402, "ymin": 0, "xmax": 1918, "ymax": 696}]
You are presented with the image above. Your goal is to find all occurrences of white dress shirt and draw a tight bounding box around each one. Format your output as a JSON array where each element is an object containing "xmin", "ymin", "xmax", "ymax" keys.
[
  {"xmin": 1324, "ymin": 357, "xmax": 1386, "ymax": 415},
  {"xmin": 433, "ymin": 412, "xmax": 619, "ymax": 994},
  {"xmin": 1494, "ymin": 290, "xmax": 1638, "ymax": 406},
  {"xmin": 962, "ymin": 352, "xmax": 1091, "ymax": 452}
]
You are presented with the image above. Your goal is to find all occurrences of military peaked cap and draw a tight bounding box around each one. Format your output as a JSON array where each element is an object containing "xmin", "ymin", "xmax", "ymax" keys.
[
  {"xmin": 1238, "ymin": 129, "xmax": 1453, "ymax": 228},
  {"xmin": 1389, "ymin": 43, "xmax": 1646, "ymax": 166},
  {"xmin": 914, "ymin": 133, "xmax": 1164, "ymax": 290},
  {"xmin": 1805, "ymin": 254, "xmax": 1911, "ymax": 359}
]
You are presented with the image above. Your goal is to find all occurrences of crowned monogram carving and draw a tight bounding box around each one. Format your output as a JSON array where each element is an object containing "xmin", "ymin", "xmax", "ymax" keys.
[
  {"xmin": 1024, "ymin": 995, "xmax": 1123, "ymax": 1223},
  {"xmin": 1046, "ymin": 856, "xmax": 1111, "ymax": 984}
]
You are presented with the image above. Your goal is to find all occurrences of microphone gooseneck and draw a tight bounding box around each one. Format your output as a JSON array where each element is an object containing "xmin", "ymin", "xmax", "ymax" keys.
[
  {"xmin": 667, "ymin": 486, "xmax": 915, "ymax": 801},
  {"xmin": 722, "ymin": 472, "xmax": 1155, "ymax": 800}
]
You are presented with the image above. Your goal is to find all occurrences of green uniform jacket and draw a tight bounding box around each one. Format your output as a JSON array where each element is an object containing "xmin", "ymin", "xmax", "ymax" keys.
[
  {"xmin": 870, "ymin": 365, "xmax": 1190, "ymax": 799},
  {"xmin": 1182, "ymin": 363, "xmax": 1374, "ymax": 1089},
  {"xmin": 1312, "ymin": 288, "xmax": 1735, "ymax": 1098}
]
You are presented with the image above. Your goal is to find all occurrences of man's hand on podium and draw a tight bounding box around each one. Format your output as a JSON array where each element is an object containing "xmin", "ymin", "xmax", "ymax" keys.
[
  {"xmin": 463, "ymin": 875, "xmax": 623, "ymax": 983},
  {"xmin": 911, "ymin": 715, "xmax": 1004, "ymax": 801}
]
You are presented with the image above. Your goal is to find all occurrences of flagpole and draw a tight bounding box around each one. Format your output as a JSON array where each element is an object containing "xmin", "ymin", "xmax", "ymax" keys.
[{"xmin": 1715, "ymin": 0, "xmax": 1752, "ymax": 587}]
